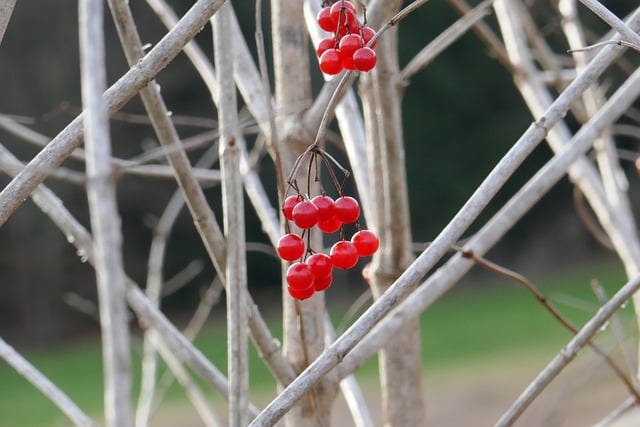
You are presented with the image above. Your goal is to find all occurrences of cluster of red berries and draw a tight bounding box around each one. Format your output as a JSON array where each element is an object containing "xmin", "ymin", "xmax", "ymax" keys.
[
  {"xmin": 277, "ymin": 193, "xmax": 379, "ymax": 300},
  {"xmin": 316, "ymin": 1, "xmax": 378, "ymax": 75}
]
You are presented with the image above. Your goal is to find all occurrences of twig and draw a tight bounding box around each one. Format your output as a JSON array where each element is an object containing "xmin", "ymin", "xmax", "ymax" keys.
[
  {"xmin": 568, "ymin": 38, "xmax": 640, "ymax": 53},
  {"xmin": 461, "ymin": 250, "xmax": 640, "ymax": 401},
  {"xmin": 0, "ymin": 0, "xmax": 227, "ymax": 227},
  {"xmin": 0, "ymin": 337, "xmax": 97, "ymax": 427},
  {"xmin": 79, "ymin": 0, "xmax": 132, "ymax": 425},
  {"xmin": 592, "ymin": 396, "xmax": 637, "ymax": 427}
]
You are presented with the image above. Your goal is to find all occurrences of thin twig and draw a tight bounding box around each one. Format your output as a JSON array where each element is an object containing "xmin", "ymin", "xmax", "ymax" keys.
[{"xmin": 568, "ymin": 38, "xmax": 640, "ymax": 53}]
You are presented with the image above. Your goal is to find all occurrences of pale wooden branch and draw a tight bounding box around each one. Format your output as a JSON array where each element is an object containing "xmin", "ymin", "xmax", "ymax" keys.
[
  {"xmin": 592, "ymin": 397, "xmax": 637, "ymax": 427},
  {"xmin": 79, "ymin": 0, "xmax": 132, "ymax": 425},
  {"xmin": 0, "ymin": 145, "xmax": 261, "ymax": 418},
  {"xmin": 248, "ymin": 13, "xmax": 640, "ymax": 423},
  {"xmin": 0, "ymin": 0, "xmax": 15, "ymax": 44},
  {"xmin": 0, "ymin": 337, "xmax": 97, "ymax": 427},
  {"xmin": 213, "ymin": 3, "xmax": 250, "ymax": 425},
  {"xmin": 0, "ymin": 0, "xmax": 227, "ymax": 227},
  {"xmin": 400, "ymin": 0, "xmax": 494, "ymax": 83}
]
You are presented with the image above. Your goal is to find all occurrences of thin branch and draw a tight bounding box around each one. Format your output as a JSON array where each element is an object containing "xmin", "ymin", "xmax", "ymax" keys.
[
  {"xmin": 79, "ymin": 0, "xmax": 132, "ymax": 425},
  {"xmin": 592, "ymin": 396, "xmax": 637, "ymax": 427},
  {"xmin": 0, "ymin": 0, "xmax": 227, "ymax": 227},
  {"xmin": 568, "ymin": 38, "xmax": 640, "ymax": 53},
  {"xmin": 0, "ymin": 337, "xmax": 97, "ymax": 427},
  {"xmin": 213, "ymin": 2, "xmax": 250, "ymax": 425}
]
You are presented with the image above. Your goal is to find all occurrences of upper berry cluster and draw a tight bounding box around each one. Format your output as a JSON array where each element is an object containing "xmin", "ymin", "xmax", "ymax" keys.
[{"xmin": 316, "ymin": 1, "xmax": 378, "ymax": 75}]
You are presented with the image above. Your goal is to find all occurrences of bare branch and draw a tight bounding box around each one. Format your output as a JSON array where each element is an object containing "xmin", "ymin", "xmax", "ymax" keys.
[
  {"xmin": 79, "ymin": 0, "xmax": 133, "ymax": 425},
  {"xmin": 577, "ymin": 1, "xmax": 640, "ymax": 47},
  {"xmin": 0, "ymin": 0, "xmax": 15, "ymax": 45}
]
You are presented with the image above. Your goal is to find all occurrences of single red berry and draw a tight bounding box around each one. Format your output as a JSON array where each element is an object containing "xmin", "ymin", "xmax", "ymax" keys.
[
  {"xmin": 317, "ymin": 37, "xmax": 335, "ymax": 57},
  {"xmin": 311, "ymin": 195, "xmax": 335, "ymax": 222},
  {"xmin": 283, "ymin": 195, "xmax": 303, "ymax": 221},
  {"xmin": 330, "ymin": 241, "xmax": 359, "ymax": 269},
  {"xmin": 351, "ymin": 229, "xmax": 380, "ymax": 256},
  {"xmin": 361, "ymin": 26, "xmax": 377, "ymax": 48},
  {"xmin": 307, "ymin": 253, "xmax": 333, "ymax": 279},
  {"xmin": 318, "ymin": 218, "xmax": 342, "ymax": 233},
  {"xmin": 353, "ymin": 47, "xmax": 377, "ymax": 72},
  {"xmin": 317, "ymin": 7, "xmax": 336, "ymax": 32},
  {"xmin": 288, "ymin": 284, "xmax": 315, "ymax": 300},
  {"xmin": 276, "ymin": 233, "xmax": 305, "ymax": 261},
  {"xmin": 330, "ymin": 1, "xmax": 356, "ymax": 25},
  {"xmin": 292, "ymin": 200, "xmax": 319, "ymax": 229},
  {"xmin": 319, "ymin": 49, "xmax": 343, "ymax": 75},
  {"xmin": 339, "ymin": 34, "xmax": 363, "ymax": 59},
  {"xmin": 334, "ymin": 196, "xmax": 360, "ymax": 224},
  {"xmin": 314, "ymin": 274, "xmax": 333, "ymax": 291},
  {"xmin": 286, "ymin": 262, "xmax": 315, "ymax": 290}
]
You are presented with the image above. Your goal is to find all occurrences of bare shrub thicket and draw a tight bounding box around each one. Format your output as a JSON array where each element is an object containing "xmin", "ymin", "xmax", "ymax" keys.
[{"xmin": 1, "ymin": 0, "xmax": 640, "ymax": 426}]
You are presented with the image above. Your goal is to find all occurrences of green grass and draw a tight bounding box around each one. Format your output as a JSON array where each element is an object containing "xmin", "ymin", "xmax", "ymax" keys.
[{"xmin": 0, "ymin": 262, "xmax": 634, "ymax": 426}]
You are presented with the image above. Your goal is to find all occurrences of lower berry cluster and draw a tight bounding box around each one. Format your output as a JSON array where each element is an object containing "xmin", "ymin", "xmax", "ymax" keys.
[{"xmin": 277, "ymin": 194, "xmax": 379, "ymax": 300}]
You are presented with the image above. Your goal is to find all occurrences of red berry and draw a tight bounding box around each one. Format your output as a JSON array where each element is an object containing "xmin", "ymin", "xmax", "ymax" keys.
[
  {"xmin": 317, "ymin": 7, "xmax": 336, "ymax": 32},
  {"xmin": 353, "ymin": 47, "xmax": 376, "ymax": 72},
  {"xmin": 319, "ymin": 49, "xmax": 343, "ymax": 75},
  {"xmin": 277, "ymin": 233, "xmax": 305, "ymax": 261},
  {"xmin": 339, "ymin": 34, "xmax": 362, "ymax": 59},
  {"xmin": 283, "ymin": 195, "xmax": 302, "ymax": 221},
  {"xmin": 311, "ymin": 195, "xmax": 335, "ymax": 222},
  {"xmin": 334, "ymin": 196, "xmax": 360, "ymax": 224},
  {"xmin": 330, "ymin": 1, "xmax": 356, "ymax": 25},
  {"xmin": 286, "ymin": 262, "xmax": 315, "ymax": 290},
  {"xmin": 314, "ymin": 274, "xmax": 333, "ymax": 291},
  {"xmin": 317, "ymin": 37, "xmax": 335, "ymax": 57},
  {"xmin": 351, "ymin": 229, "xmax": 380, "ymax": 256},
  {"xmin": 307, "ymin": 253, "xmax": 333, "ymax": 279},
  {"xmin": 330, "ymin": 241, "xmax": 359, "ymax": 269},
  {"xmin": 361, "ymin": 26, "xmax": 377, "ymax": 48},
  {"xmin": 292, "ymin": 200, "xmax": 319, "ymax": 229},
  {"xmin": 318, "ymin": 218, "xmax": 342, "ymax": 233},
  {"xmin": 288, "ymin": 284, "xmax": 315, "ymax": 300}
]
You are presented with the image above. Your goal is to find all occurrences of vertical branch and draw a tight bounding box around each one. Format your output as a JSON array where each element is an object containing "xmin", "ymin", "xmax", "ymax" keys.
[
  {"xmin": 213, "ymin": 3, "xmax": 250, "ymax": 426},
  {"xmin": 78, "ymin": 0, "xmax": 132, "ymax": 425}
]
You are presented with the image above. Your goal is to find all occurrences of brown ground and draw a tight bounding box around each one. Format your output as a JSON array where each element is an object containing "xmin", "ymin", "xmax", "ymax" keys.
[{"xmin": 150, "ymin": 349, "xmax": 640, "ymax": 427}]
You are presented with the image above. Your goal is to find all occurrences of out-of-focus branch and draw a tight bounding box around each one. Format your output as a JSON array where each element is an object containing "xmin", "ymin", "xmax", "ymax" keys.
[{"xmin": 0, "ymin": 0, "xmax": 15, "ymax": 44}]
